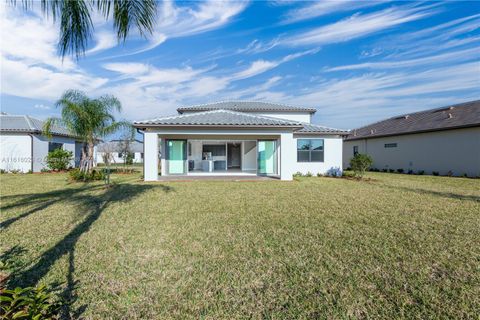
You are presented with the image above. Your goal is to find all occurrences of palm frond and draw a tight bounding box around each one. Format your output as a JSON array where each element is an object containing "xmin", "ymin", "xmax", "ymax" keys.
[
  {"xmin": 110, "ymin": 0, "xmax": 157, "ymax": 41},
  {"xmin": 42, "ymin": 117, "xmax": 64, "ymax": 139}
]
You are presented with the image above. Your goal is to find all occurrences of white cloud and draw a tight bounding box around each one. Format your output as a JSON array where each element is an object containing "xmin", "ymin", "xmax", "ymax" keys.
[
  {"xmin": 282, "ymin": 0, "xmax": 386, "ymax": 24},
  {"xmin": 87, "ymin": 30, "xmax": 117, "ymax": 55},
  {"xmin": 327, "ymin": 47, "xmax": 480, "ymax": 71},
  {"xmin": 131, "ymin": 0, "xmax": 248, "ymax": 54},
  {"xmin": 283, "ymin": 5, "xmax": 438, "ymax": 46},
  {"xmin": 34, "ymin": 104, "xmax": 51, "ymax": 110}
]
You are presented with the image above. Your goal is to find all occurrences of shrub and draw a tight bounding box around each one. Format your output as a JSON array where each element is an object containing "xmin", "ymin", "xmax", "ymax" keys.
[
  {"xmin": 305, "ymin": 171, "xmax": 313, "ymax": 177},
  {"xmin": 447, "ymin": 170, "xmax": 453, "ymax": 177},
  {"xmin": 432, "ymin": 171, "xmax": 439, "ymax": 176},
  {"xmin": 407, "ymin": 169, "xmax": 413, "ymax": 174},
  {"xmin": 0, "ymin": 169, "xmax": 6, "ymax": 174},
  {"xmin": 316, "ymin": 172, "xmax": 323, "ymax": 177},
  {"xmin": 349, "ymin": 154, "xmax": 373, "ymax": 178},
  {"xmin": 69, "ymin": 168, "xmax": 105, "ymax": 182},
  {"xmin": 388, "ymin": 169, "xmax": 395, "ymax": 173},
  {"xmin": 41, "ymin": 168, "xmax": 51, "ymax": 173},
  {"xmin": 417, "ymin": 170, "xmax": 425, "ymax": 175},
  {"xmin": 382, "ymin": 168, "xmax": 388, "ymax": 173},
  {"xmin": 462, "ymin": 173, "xmax": 468, "ymax": 178},
  {"xmin": 293, "ymin": 172, "xmax": 303, "ymax": 177},
  {"xmin": 0, "ymin": 285, "xmax": 61, "ymax": 319},
  {"xmin": 396, "ymin": 169, "xmax": 404, "ymax": 174},
  {"xmin": 125, "ymin": 152, "xmax": 134, "ymax": 165},
  {"xmin": 46, "ymin": 148, "xmax": 73, "ymax": 171}
]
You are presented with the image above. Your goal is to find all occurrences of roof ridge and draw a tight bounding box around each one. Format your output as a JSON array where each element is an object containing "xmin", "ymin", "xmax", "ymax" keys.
[
  {"xmin": 24, "ymin": 115, "xmax": 37, "ymax": 131},
  {"xmin": 301, "ymin": 121, "xmax": 350, "ymax": 132},
  {"xmin": 176, "ymin": 100, "xmax": 317, "ymax": 112}
]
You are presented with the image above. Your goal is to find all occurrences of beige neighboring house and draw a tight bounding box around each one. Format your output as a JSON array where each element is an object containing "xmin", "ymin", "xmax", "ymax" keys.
[{"xmin": 343, "ymin": 100, "xmax": 480, "ymax": 177}]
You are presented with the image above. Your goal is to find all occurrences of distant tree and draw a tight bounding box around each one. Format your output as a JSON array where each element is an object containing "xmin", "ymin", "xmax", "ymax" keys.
[
  {"xmin": 43, "ymin": 90, "xmax": 131, "ymax": 174},
  {"xmin": 10, "ymin": 0, "xmax": 158, "ymax": 58},
  {"xmin": 118, "ymin": 126, "xmax": 135, "ymax": 167},
  {"xmin": 349, "ymin": 154, "xmax": 373, "ymax": 178}
]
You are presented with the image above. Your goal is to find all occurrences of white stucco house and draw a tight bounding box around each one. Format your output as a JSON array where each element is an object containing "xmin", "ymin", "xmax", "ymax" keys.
[
  {"xmin": 343, "ymin": 100, "xmax": 480, "ymax": 177},
  {"xmin": 0, "ymin": 114, "xmax": 83, "ymax": 172},
  {"xmin": 133, "ymin": 101, "xmax": 348, "ymax": 181},
  {"xmin": 95, "ymin": 139, "xmax": 144, "ymax": 165}
]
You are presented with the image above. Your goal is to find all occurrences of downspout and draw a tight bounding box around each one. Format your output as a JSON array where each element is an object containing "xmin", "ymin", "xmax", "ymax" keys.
[
  {"xmin": 28, "ymin": 133, "xmax": 34, "ymax": 172},
  {"xmin": 137, "ymin": 128, "xmax": 145, "ymax": 178}
]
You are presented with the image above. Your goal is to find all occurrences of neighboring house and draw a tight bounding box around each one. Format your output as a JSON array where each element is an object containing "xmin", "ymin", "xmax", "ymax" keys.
[
  {"xmin": 0, "ymin": 114, "xmax": 83, "ymax": 172},
  {"xmin": 95, "ymin": 139, "xmax": 144, "ymax": 164},
  {"xmin": 343, "ymin": 100, "xmax": 480, "ymax": 177},
  {"xmin": 133, "ymin": 101, "xmax": 348, "ymax": 181}
]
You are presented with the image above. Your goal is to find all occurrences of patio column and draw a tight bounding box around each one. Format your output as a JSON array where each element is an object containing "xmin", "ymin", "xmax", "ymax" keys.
[
  {"xmin": 280, "ymin": 132, "xmax": 295, "ymax": 181},
  {"xmin": 144, "ymin": 132, "xmax": 158, "ymax": 181}
]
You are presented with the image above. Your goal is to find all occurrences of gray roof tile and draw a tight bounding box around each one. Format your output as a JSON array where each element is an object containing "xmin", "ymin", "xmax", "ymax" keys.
[
  {"xmin": 177, "ymin": 101, "xmax": 317, "ymax": 114},
  {"xmin": 346, "ymin": 100, "xmax": 480, "ymax": 141},
  {"xmin": 296, "ymin": 123, "xmax": 349, "ymax": 134},
  {"xmin": 0, "ymin": 115, "xmax": 75, "ymax": 137},
  {"xmin": 134, "ymin": 109, "xmax": 305, "ymax": 127}
]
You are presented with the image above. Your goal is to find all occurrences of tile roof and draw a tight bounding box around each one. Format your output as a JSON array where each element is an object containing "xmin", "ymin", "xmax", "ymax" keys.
[
  {"xmin": 177, "ymin": 101, "xmax": 317, "ymax": 114},
  {"xmin": 296, "ymin": 123, "xmax": 349, "ymax": 134},
  {"xmin": 346, "ymin": 100, "xmax": 480, "ymax": 140},
  {"xmin": 346, "ymin": 100, "xmax": 480, "ymax": 141},
  {"xmin": 134, "ymin": 109, "xmax": 305, "ymax": 127},
  {"xmin": 0, "ymin": 114, "xmax": 76, "ymax": 138},
  {"xmin": 97, "ymin": 140, "xmax": 143, "ymax": 153}
]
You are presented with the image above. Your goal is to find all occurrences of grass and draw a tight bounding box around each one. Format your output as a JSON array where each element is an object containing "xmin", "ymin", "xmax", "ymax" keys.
[{"xmin": 1, "ymin": 172, "xmax": 479, "ymax": 319}]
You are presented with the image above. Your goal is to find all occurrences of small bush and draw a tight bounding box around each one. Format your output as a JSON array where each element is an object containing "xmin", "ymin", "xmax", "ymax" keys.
[
  {"xmin": 432, "ymin": 171, "xmax": 439, "ymax": 176},
  {"xmin": 417, "ymin": 170, "xmax": 425, "ymax": 175},
  {"xmin": 462, "ymin": 173, "xmax": 468, "ymax": 178},
  {"xmin": 388, "ymin": 169, "xmax": 395, "ymax": 173},
  {"xmin": 349, "ymin": 154, "xmax": 373, "ymax": 178},
  {"xmin": 293, "ymin": 172, "xmax": 303, "ymax": 177},
  {"xmin": 0, "ymin": 285, "xmax": 61, "ymax": 319},
  {"xmin": 125, "ymin": 153, "xmax": 134, "ymax": 165},
  {"xmin": 447, "ymin": 170, "xmax": 453, "ymax": 177},
  {"xmin": 382, "ymin": 169, "xmax": 388, "ymax": 173},
  {"xmin": 316, "ymin": 172, "xmax": 323, "ymax": 177},
  {"xmin": 407, "ymin": 169, "xmax": 413, "ymax": 174},
  {"xmin": 0, "ymin": 169, "xmax": 6, "ymax": 174},
  {"xmin": 46, "ymin": 148, "xmax": 73, "ymax": 171},
  {"xmin": 69, "ymin": 168, "xmax": 105, "ymax": 182},
  {"xmin": 305, "ymin": 171, "xmax": 313, "ymax": 177},
  {"xmin": 396, "ymin": 169, "xmax": 404, "ymax": 174},
  {"xmin": 41, "ymin": 168, "xmax": 51, "ymax": 173}
]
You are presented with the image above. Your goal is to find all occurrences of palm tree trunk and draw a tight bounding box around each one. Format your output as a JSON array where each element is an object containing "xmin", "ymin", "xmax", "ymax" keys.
[{"xmin": 87, "ymin": 142, "xmax": 95, "ymax": 173}]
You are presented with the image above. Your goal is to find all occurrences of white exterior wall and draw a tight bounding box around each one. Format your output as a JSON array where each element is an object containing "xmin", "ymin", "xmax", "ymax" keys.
[
  {"xmin": 96, "ymin": 151, "xmax": 143, "ymax": 164},
  {"xmin": 0, "ymin": 134, "xmax": 32, "ymax": 172},
  {"xmin": 343, "ymin": 127, "xmax": 480, "ymax": 176},
  {"xmin": 144, "ymin": 132, "xmax": 160, "ymax": 181},
  {"xmin": 32, "ymin": 135, "xmax": 76, "ymax": 172},
  {"xmin": 292, "ymin": 135, "xmax": 343, "ymax": 176}
]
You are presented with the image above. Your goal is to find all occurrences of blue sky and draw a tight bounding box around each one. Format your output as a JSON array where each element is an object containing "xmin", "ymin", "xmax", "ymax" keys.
[{"xmin": 1, "ymin": 1, "xmax": 479, "ymax": 130}]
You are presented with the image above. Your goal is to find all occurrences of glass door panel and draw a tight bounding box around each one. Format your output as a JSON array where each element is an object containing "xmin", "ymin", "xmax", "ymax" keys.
[
  {"xmin": 257, "ymin": 140, "xmax": 277, "ymax": 175},
  {"xmin": 167, "ymin": 140, "xmax": 186, "ymax": 174}
]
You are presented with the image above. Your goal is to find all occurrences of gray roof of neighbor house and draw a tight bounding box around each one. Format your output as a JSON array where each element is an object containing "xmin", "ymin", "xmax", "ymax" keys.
[
  {"xmin": 134, "ymin": 109, "xmax": 347, "ymax": 134},
  {"xmin": 345, "ymin": 100, "xmax": 480, "ymax": 141},
  {"xmin": 97, "ymin": 140, "xmax": 143, "ymax": 153},
  {"xmin": 0, "ymin": 114, "xmax": 76, "ymax": 138},
  {"xmin": 177, "ymin": 101, "xmax": 317, "ymax": 114}
]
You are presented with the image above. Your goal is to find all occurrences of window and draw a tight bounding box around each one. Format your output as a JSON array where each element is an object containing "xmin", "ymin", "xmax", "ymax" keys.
[
  {"xmin": 140, "ymin": 153, "xmax": 144, "ymax": 159},
  {"xmin": 297, "ymin": 139, "xmax": 324, "ymax": 162},
  {"xmin": 203, "ymin": 144, "xmax": 226, "ymax": 156},
  {"xmin": 48, "ymin": 142, "xmax": 63, "ymax": 152},
  {"xmin": 353, "ymin": 146, "xmax": 359, "ymax": 156},
  {"xmin": 118, "ymin": 152, "xmax": 123, "ymax": 158},
  {"xmin": 384, "ymin": 143, "xmax": 397, "ymax": 148}
]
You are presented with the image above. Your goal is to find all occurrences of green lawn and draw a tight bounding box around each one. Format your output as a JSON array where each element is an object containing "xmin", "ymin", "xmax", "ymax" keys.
[{"xmin": 1, "ymin": 172, "xmax": 479, "ymax": 319}]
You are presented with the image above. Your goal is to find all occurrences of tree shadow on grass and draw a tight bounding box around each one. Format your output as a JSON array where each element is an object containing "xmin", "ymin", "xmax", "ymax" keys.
[
  {"xmin": 383, "ymin": 184, "xmax": 480, "ymax": 202},
  {"xmin": 3, "ymin": 182, "xmax": 172, "ymax": 319},
  {"xmin": 0, "ymin": 184, "xmax": 103, "ymax": 230}
]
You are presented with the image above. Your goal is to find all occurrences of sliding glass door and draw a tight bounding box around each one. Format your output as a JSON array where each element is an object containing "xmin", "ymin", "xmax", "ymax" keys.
[
  {"xmin": 257, "ymin": 140, "xmax": 277, "ymax": 175},
  {"xmin": 167, "ymin": 140, "xmax": 186, "ymax": 174}
]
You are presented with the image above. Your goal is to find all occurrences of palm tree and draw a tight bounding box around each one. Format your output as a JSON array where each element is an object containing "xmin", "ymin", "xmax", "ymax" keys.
[
  {"xmin": 43, "ymin": 90, "xmax": 131, "ymax": 173},
  {"xmin": 11, "ymin": 0, "xmax": 158, "ymax": 58}
]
